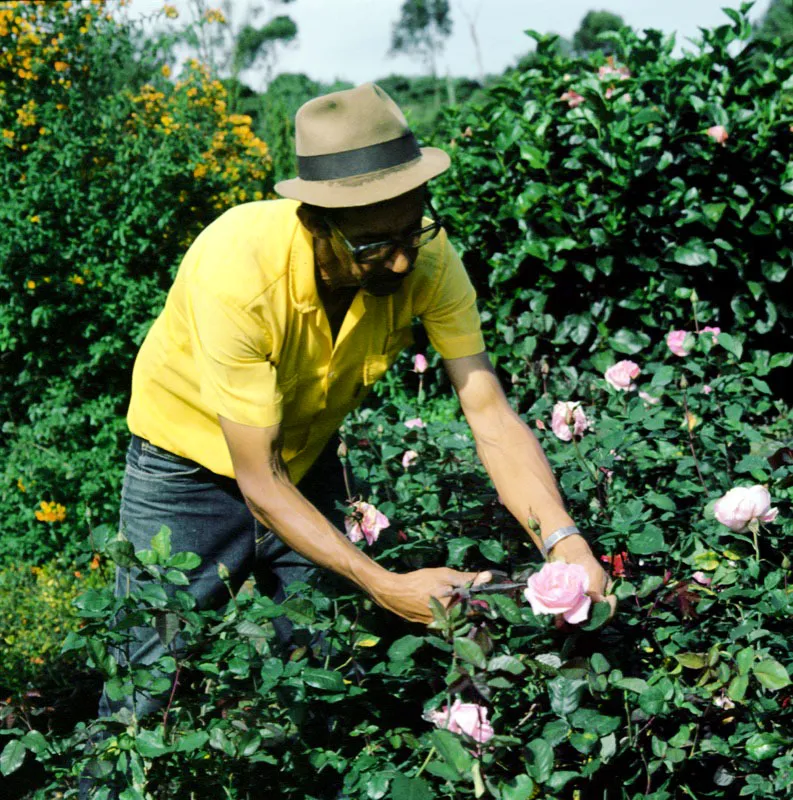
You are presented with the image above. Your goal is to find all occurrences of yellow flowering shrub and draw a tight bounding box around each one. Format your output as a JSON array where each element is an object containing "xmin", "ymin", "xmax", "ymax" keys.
[
  {"xmin": 0, "ymin": 556, "xmax": 111, "ymax": 695},
  {"xmin": 0, "ymin": 0, "xmax": 274, "ymax": 564}
]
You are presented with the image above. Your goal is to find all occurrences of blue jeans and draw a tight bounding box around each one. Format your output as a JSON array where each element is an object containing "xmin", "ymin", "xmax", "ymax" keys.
[{"xmin": 96, "ymin": 434, "xmax": 346, "ymax": 723}]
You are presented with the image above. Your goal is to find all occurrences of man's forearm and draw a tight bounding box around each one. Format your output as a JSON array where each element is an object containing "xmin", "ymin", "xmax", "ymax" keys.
[
  {"xmin": 242, "ymin": 474, "xmax": 394, "ymax": 594},
  {"xmin": 470, "ymin": 406, "xmax": 590, "ymax": 557}
]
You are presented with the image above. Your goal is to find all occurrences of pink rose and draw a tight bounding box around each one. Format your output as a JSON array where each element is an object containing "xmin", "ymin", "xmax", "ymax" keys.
[
  {"xmin": 550, "ymin": 401, "xmax": 589, "ymax": 441},
  {"xmin": 524, "ymin": 562, "xmax": 591, "ymax": 624},
  {"xmin": 714, "ymin": 486, "xmax": 779, "ymax": 532},
  {"xmin": 700, "ymin": 326, "xmax": 721, "ymax": 344},
  {"xmin": 428, "ymin": 699, "xmax": 494, "ymax": 744},
  {"xmin": 692, "ymin": 571, "xmax": 712, "ymax": 586},
  {"xmin": 401, "ymin": 449, "xmax": 419, "ymax": 469},
  {"xmin": 404, "ymin": 418, "xmax": 426, "ymax": 429},
  {"xmin": 702, "ymin": 384, "xmax": 713, "ymax": 395},
  {"xmin": 598, "ymin": 62, "xmax": 631, "ymax": 80},
  {"xmin": 344, "ymin": 500, "xmax": 390, "ymax": 545},
  {"xmin": 666, "ymin": 330, "xmax": 694, "ymax": 357},
  {"xmin": 560, "ymin": 89, "xmax": 585, "ymax": 108},
  {"xmin": 413, "ymin": 354, "xmax": 428, "ymax": 373},
  {"xmin": 706, "ymin": 125, "xmax": 728, "ymax": 145},
  {"xmin": 604, "ymin": 360, "xmax": 640, "ymax": 391}
]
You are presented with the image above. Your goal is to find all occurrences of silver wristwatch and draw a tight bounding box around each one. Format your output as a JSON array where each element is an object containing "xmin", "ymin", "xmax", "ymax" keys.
[{"xmin": 540, "ymin": 525, "xmax": 581, "ymax": 560}]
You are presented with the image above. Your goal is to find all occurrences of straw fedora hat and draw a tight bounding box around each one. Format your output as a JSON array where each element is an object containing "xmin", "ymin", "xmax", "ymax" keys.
[{"xmin": 274, "ymin": 82, "xmax": 450, "ymax": 208}]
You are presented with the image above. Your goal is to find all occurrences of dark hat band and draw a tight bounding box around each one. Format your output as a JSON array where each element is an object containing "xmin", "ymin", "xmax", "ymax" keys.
[{"xmin": 297, "ymin": 133, "xmax": 421, "ymax": 181}]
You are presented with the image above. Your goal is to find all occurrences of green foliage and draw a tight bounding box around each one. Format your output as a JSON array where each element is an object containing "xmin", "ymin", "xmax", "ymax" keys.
[
  {"xmin": 756, "ymin": 0, "xmax": 793, "ymax": 44},
  {"xmin": 429, "ymin": 8, "xmax": 793, "ymax": 406},
  {"xmin": 390, "ymin": 0, "xmax": 453, "ymax": 76}
]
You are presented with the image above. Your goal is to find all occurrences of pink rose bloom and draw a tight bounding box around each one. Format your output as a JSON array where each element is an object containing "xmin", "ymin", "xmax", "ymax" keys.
[
  {"xmin": 666, "ymin": 330, "xmax": 694, "ymax": 357},
  {"xmin": 428, "ymin": 699, "xmax": 494, "ymax": 744},
  {"xmin": 692, "ymin": 571, "xmax": 712, "ymax": 586},
  {"xmin": 713, "ymin": 485, "xmax": 779, "ymax": 532},
  {"xmin": 560, "ymin": 89, "xmax": 585, "ymax": 108},
  {"xmin": 706, "ymin": 125, "xmax": 729, "ymax": 145},
  {"xmin": 604, "ymin": 360, "xmax": 640, "ymax": 391},
  {"xmin": 404, "ymin": 418, "xmax": 426, "ymax": 429},
  {"xmin": 702, "ymin": 384, "xmax": 713, "ymax": 395},
  {"xmin": 401, "ymin": 449, "xmax": 419, "ymax": 469},
  {"xmin": 598, "ymin": 63, "xmax": 631, "ymax": 80},
  {"xmin": 524, "ymin": 562, "xmax": 591, "ymax": 624},
  {"xmin": 550, "ymin": 401, "xmax": 589, "ymax": 441},
  {"xmin": 638, "ymin": 390, "xmax": 661, "ymax": 405},
  {"xmin": 344, "ymin": 500, "xmax": 390, "ymax": 545},
  {"xmin": 700, "ymin": 326, "xmax": 721, "ymax": 344},
  {"xmin": 413, "ymin": 354, "xmax": 428, "ymax": 373}
]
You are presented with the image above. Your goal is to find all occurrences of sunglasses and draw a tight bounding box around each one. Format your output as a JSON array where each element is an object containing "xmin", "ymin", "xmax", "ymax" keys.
[{"xmin": 325, "ymin": 200, "xmax": 443, "ymax": 265}]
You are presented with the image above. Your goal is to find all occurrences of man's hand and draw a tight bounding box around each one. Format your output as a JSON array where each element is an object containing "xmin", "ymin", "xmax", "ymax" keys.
[
  {"xmin": 371, "ymin": 568, "xmax": 493, "ymax": 624},
  {"xmin": 549, "ymin": 543, "xmax": 618, "ymax": 621}
]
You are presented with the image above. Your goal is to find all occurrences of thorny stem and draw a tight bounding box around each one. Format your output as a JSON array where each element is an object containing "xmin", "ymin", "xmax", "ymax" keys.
[
  {"xmin": 570, "ymin": 434, "xmax": 608, "ymax": 511},
  {"xmin": 162, "ymin": 663, "xmax": 181, "ymax": 729},
  {"xmin": 680, "ymin": 384, "xmax": 707, "ymax": 491}
]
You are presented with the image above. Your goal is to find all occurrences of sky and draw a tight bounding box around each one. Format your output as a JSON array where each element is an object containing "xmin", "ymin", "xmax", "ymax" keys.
[{"xmin": 125, "ymin": 0, "xmax": 774, "ymax": 91}]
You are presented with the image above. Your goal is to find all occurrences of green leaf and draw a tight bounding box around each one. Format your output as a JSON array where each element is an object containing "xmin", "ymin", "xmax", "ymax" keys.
[
  {"xmin": 447, "ymin": 537, "xmax": 476, "ymax": 567},
  {"xmin": 745, "ymin": 732, "xmax": 784, "ymax": 761},
  {"xmin": 614, "ymin": 677, "xmax": 649, "ymax": 694},
  {"xmin": 454, "ymin": 638, "xmax": 487, "ymax": 670},
  {"xmin": 281, "ymin": 597, "xmax": 315, "ymax": 626},
  {"xmin": 752, "ymin": 659, "xmax": 791, "ymax": 691},
  {"xmin": 526, "ymin": 738, "xmax": 554, "ymax": 782},
  {"xmin": 169, "ymin": 551, "xmax": 201, "ymax": 571},
  {"xmin": 150, "ymin": 526, "xmax": 172, "ymax": 562},
  {"xmin": 673, "ymin": 242, "xmax": 710, "ymax": 266},
  {"xmin": 609, "ymin": 328, "xmax": 652, "ymax": 355},
  {"xmin": 579, "ymin": 601, "xmax": 611, "ymax": 631},
  {"xmin": 388, "ymin": 635, "xmax": 425, "ymax": 663},
  {"xmin": 717, "ymin": 332, "xmax": 743, "ymax": 360},
  {"xmin": 728, "ymin": 674, "xmax": 749, "ymax": 702},
  {"xmin": 487, "ymin": 655, "xmax": 526, "ymax": 675},
  {"xmin": 548, "ymin": 677, "xmax": 586, "ymax": 717},
  {"xmin": 488, "ymin": 594, "xmax": 523, "ymax": 623},
  {"xmin": 675, "ymin": 653, "xmax": 707, "ymax": 669},
  {"xmin": 478, "ymin": 539, "xmax": 507, "ymax": 563},
  {"xmin": 302, "ymin": 668, "xmax": 346, "ymax": 692},
  {"xmin": 173, "ymin": 731, "xmax": 210, "ymax": 753},
  {"xmin": 0, "ymin": 740, "xmax": 26, "ymax": 776},
  {"xmin": 547, "ymin": 771, "xmax": 579, "ymax": 791},
  {"xmin": 499, "ymin": 774, "xmax": 536, "ymax": 800},
  {"xmin": 431, "ymin": 729, "xmax": 472, "ymax": 776},
  {"xmin": 389, "ymin": 774, "xmax": 434, "ymax": 800},
  {"xmin": 135, "ymin": 727, "xmax": 170, "ymax": 757},
  {"xmin": 627, "ymin": 527, "xmax": 665, "ymax": 555},
  {"xmin": 154, "ymin": 611, "xmax": 180, "ymax": 648}
]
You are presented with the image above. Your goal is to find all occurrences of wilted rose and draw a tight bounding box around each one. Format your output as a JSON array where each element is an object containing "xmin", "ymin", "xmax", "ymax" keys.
[
  {"xmin": 404, "ymin": 418, "xmax": 426, "ymax": 429},
  {"xmin": 639, "ymin": 390, "xmax": 661, "ymax": 405},
  {"xmin": 413, "ymin": 354, "xmax": 428, "ymax": 373},
  {"xmin": 666, "ymin": 330, "xmax": 694, "ymax": 357},
  {"xmin": 692, "ymin": 571, "xmax": 712, "ymax": 586},
  {"xmin": 713, "ymin": 485, "xmax": 779, "ymax": 532},
  {"xmin": 401, "ymin": 449, "xmax": 419, "ymax": 469},
  {"xmin": 344, "ymin": 501, "xmax": 390, "ymax": 546},
  {"xmin": 706, "ymin": 125, "xmax": 729, "ymax": 144},
  {"xmin": 600, "ymin": 551, "xmax": 628, "ymax": 577},
  {"xmin": 427, "ymin": 699, "xmax": 494, "ymax": 744},
  {"xmin": 604, "ymin": 360, "xmax": 640, "ymax": 391},
  {"xmin": 524, "ymin": 562, "xmax": 591, "ymax": 624},
  {"xmin": 702, "ymin": 384, "xmax": 713, "ymax": 395},
  {"xmin": 551, "ymin": 401, "xmax": 589, "ymax": 441}
]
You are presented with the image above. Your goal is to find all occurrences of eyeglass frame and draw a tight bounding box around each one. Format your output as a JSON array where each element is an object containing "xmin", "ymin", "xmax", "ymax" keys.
[{"xmin": 323, "ymin": 199, "xmax": 444, "ymax": 265}]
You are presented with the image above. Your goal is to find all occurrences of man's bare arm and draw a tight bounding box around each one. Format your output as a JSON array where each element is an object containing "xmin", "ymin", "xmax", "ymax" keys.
[
  {"xmin": 219, "ymin": 415, "xmax": 488, "ymax": 623},
  {"xmin": 443, "ymin": 352, "xmax": 589, "ymax": 558}
]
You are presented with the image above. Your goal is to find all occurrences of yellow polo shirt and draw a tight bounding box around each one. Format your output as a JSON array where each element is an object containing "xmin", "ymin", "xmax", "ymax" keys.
[{"xmin": 127, "ymin": 199, "xmax": 484, "ymax": 484}]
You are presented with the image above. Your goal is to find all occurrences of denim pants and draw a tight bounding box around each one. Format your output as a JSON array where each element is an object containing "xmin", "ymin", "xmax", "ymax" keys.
[{"xmin": 96, "ymin": 433, "xmax": 346, "ymax": 723}]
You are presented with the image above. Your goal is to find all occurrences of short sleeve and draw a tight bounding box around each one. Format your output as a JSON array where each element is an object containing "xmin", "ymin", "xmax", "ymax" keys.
[
  {"xmin": 187, "ymin": 280, "xmax": 283, "ymax": 428},
  {"xmin": 420, "ymin": 235, "xmax": 485, "ymax": 359}
]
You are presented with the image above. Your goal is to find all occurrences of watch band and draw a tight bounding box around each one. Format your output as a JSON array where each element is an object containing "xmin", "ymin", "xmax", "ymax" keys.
[{"xmin": 540, "ymin": 525, "xmax": 581, "ymax": 560}]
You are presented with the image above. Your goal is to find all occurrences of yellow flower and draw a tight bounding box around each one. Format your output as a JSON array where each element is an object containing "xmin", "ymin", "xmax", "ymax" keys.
[
  {"xmin": 227, "ymin": 114, "xmax": 252, "ymax": 126},
  {"xmin": 29, "ymin": 215, "xmax": 40, "ymax": 223},
  {"xmin": 161, "ymin": 64, "xmax": 171, "ymax": 78},
  {"xmin": 35, "ymin": 501, "xmax": 66, "ymax": 523},
  {"xmin": 204, "ymin": 8, "xmax": 226, "ymax": 24},
  {"xmin": 2, "ymin": 129, "xmax": 15, "ymax": 141},
  {"xmin": 163, "ymin": 4, "xmax": 178, "ymax": 18},
  {"xmin": 69, "ymin": 274, "xmax": 84, "ymax": 285},
  {"xmin": 26, "ymin": 280, "xmax": 36, "ymax": 290},
  {"xmin": 193, "ymin": 163, "xmax": 207, "ymax": 179},
  {"xmin": 54, "ymin": 61, "xmax": 69, "ymax": 72},
  {"xmin": 17, "ymin": 478, "xmax": 26, "ymax": 492}
]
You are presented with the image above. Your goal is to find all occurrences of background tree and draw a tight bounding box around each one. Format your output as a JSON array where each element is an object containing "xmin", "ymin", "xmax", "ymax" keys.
[
  {"xmin": 755, "ymin": 0, "xmax": 793, "ymax": 44},
  {"xmin": 572, "ymin": 9, "xmax": 626, "ymax": 54},
  {"xmin": 389, "ymin": 0, "xmax": 453, "ymax": 106}
]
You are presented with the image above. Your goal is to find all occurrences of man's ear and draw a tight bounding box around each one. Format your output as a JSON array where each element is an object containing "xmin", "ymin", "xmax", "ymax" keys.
[{"xmin": 297, "ymin": 204, "xmax": 332, "ymax": 240}]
